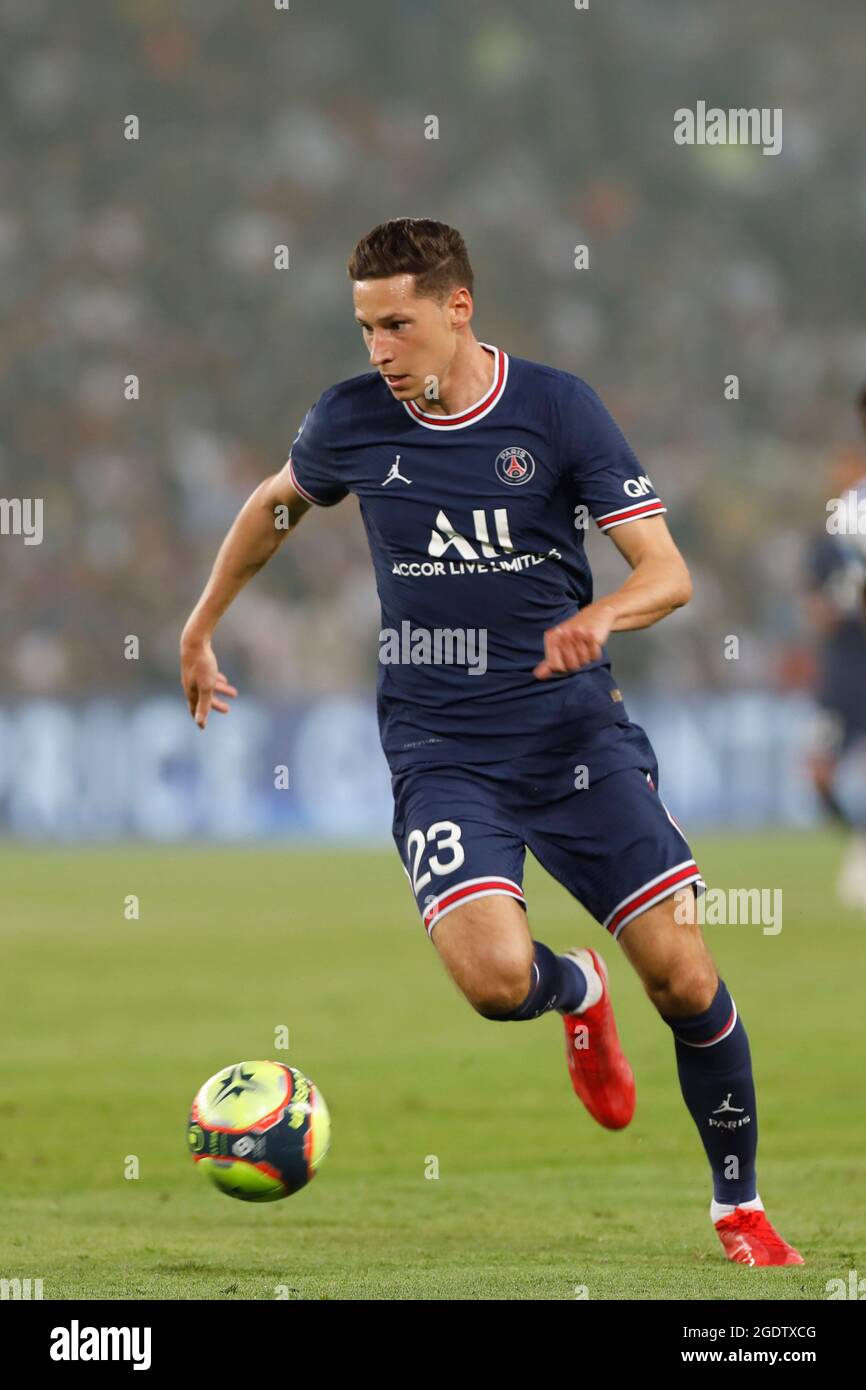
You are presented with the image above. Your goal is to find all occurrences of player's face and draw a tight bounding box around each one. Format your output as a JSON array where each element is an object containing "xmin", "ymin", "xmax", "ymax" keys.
[{"xmin": 352, "ymin": 275, "xmax": 459, "ymax": 399}]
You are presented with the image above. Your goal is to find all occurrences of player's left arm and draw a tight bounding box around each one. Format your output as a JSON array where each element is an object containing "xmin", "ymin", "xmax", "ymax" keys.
[
  {"xmin": 602, "ymin": 513, "xmax": 692, "ymax": 630},
  {"xmin": 534, "ymin": 516, "xmax": 691, "ymax": 679}
]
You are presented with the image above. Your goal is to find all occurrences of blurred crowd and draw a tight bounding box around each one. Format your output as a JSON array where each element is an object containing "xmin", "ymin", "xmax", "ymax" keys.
[{"xmin": 2, "ymin": 0, "xmax": 865, "ymax": 701}]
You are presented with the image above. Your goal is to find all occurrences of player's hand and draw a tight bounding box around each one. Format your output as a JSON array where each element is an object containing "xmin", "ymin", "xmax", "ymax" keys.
[
  {"xmin": 180, "ymin": 633, "xmax": 238, "ymax": 729},
  {"xmin": 533, "ymin": 602, "xmax": 616, "ymax": 680}
]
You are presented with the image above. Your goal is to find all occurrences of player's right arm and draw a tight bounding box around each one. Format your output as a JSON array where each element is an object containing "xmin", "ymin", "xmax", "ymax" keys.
[{"xmin": 180, "ymin": 463, "xmax": 311, "ymax": 729}]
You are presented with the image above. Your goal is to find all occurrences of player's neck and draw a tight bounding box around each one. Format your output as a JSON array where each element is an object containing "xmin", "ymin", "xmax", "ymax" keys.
[{"xmin": 411, "ymin": 337, "xmax": 494, "ymax": 417}]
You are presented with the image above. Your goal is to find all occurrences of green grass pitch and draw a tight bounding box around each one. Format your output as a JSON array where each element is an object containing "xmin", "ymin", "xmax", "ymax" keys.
[{"xmin": 1, "ymin": 831, "xmax": 863, "ymax": 1300}]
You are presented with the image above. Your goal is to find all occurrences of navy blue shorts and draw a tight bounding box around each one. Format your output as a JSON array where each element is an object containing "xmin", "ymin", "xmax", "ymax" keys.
[{"xmin": 390, "ymin": 727, "xmax": 705, "ymax": 941}]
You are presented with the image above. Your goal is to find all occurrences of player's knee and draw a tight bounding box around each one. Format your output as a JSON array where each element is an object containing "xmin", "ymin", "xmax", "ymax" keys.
[
  {"xmin": 467, "ymin": 960, "xmax": 534, "ymax": 1019},
  {"xmin": 646, "ymin": 962, "xmax": 718, "ymax": 1017}
]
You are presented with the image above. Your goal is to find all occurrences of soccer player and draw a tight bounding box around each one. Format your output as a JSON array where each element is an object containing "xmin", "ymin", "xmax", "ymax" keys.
[
  {"xmin": 804, "ymin": 407, "xmax": 866, "ymax": 909},
  {"xmin": 181, "ymin": 218, "xmax": 802, "ymax": 1266}
]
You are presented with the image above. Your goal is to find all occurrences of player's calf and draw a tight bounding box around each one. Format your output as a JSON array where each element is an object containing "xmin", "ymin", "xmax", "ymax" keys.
[
  {"xmin": 621, "ymin": 893, "xmax": 762, "ymax": 1214},
  {"xmin": 618, "ymin": 895, "xmax": 718, "ymax": 1017}
]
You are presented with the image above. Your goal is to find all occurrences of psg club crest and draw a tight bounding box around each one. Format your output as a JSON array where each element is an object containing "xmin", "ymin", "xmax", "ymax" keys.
[{"xmin": 495, "ymin": 447, "xmax": 536, "ymax": 486}]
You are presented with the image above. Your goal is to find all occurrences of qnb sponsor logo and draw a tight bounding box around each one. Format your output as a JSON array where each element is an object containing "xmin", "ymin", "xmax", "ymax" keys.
[
  {"xmin": 0, "ymin": 497, "xmax": 43, "ymax": 545},
  {"xmin": 674, "ymin": 102, "xmax": 783, "ymax": 157},
  {"xmin": 674, "ymin": 886, "xmax": 783, "ymax": 935},
  {"xmin": 50, "ymin": 1320, "xmax": 152, "ymax": 1370},
  {"xmin": 826, "ymin": 487, "xmax": 866, "ymax": 536},
  {"xmin": 379, "ymin": 620, "xmax": 487, "ymax": 676},
  {"xmin": 623, "ymin": 475, "xmax": 654, "ymax": 498},
  {"xmin": 1, "ymin": 1277, "xmax": 43, "ymax": 1299}
]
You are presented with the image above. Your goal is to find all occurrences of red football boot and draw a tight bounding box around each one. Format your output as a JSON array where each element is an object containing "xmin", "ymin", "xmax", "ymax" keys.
[
  {"xmin": 714, "ymin": 1207, "xmax": 804, "ymax": 1266},
  {"xmin": 561, "ymin": 947, "xmax": 636, "ymax": 1130}
]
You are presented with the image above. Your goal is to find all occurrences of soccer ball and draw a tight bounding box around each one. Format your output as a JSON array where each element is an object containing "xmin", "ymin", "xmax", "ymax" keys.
[{"xmin": 187, "ymin": 1059, "xmax": 330, "ymax": 1201}]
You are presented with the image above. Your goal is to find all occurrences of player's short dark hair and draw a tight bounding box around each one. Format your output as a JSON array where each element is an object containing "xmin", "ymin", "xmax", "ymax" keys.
[{"xmin": 347, "ymin": 218, "xmax": 474, "ymax": 301}]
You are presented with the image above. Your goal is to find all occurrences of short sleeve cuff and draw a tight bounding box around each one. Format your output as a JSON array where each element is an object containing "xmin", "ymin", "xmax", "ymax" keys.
[
  {"xmin": 595, "ymin": 499, "xmax": 667, "ymax": 532},
  {"xmin": 288, "ymin": 456, "xmax": 343, "ymax": 507}
]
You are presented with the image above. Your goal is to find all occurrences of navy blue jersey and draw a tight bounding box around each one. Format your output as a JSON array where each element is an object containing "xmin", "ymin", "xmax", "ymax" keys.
[
  {"xmin": 288, "ymin": 344, "xmax": 667, "ymax": 770},
  {"xmin": 806, "ymin": 524, "xmax": 866, "ymax": 727}
]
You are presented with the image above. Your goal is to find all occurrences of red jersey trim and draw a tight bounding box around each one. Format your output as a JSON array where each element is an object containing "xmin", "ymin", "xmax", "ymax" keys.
[
  {"xmin": 402, "ymin": 344, "xmax": 509, "ymax": 430},
  {"xmin": 595, "ymin": 499, "xmax": 667, "ymax": 532}
]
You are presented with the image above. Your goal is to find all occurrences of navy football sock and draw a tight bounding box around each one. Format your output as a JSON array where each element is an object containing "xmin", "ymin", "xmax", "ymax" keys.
[
  {"xmin": 661, "ymin": 978, "xmax": 758, "ymax": 1205},
  {"xmin": 479, "ymin": 940, "xmax": 587, "ymax": 1020}
]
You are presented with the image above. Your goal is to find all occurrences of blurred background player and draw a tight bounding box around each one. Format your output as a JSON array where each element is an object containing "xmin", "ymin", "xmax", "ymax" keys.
[{"xmin": 804, "ymin": 386, "xmax": 866, "ymax": 909}]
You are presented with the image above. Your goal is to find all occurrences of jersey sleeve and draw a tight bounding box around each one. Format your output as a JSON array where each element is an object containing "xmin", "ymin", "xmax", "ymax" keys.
[
  {"xmin": 559, "ymin": 377, "xmax": 667, "ymax": 534},
  {"xmin": 287, "ymin": 393, "xmax": 349, "ymax": 507}
]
